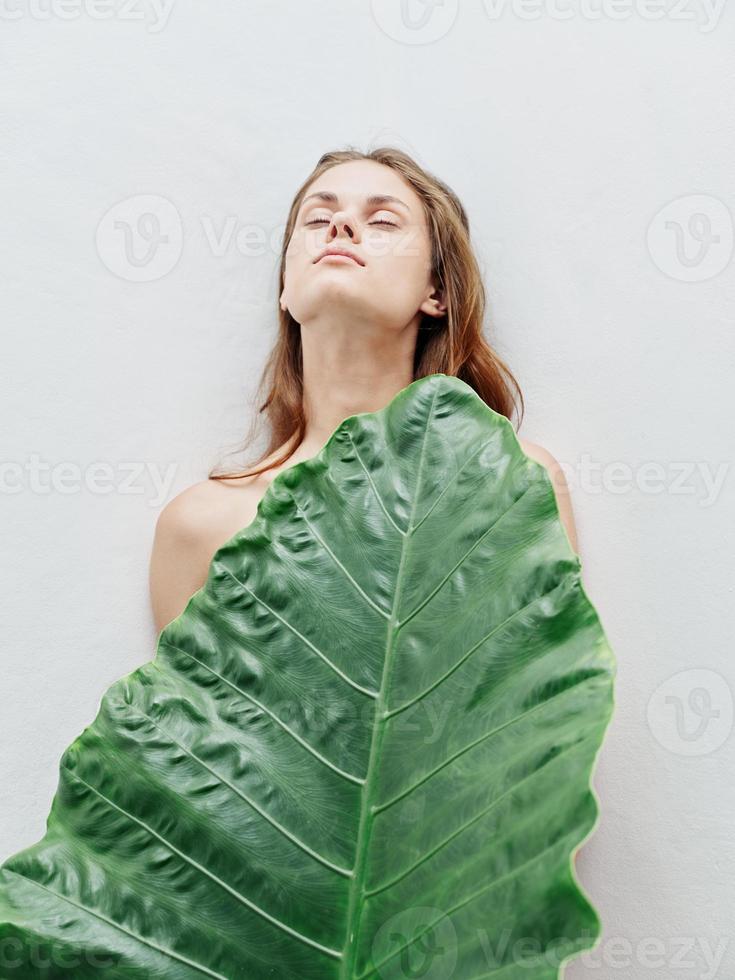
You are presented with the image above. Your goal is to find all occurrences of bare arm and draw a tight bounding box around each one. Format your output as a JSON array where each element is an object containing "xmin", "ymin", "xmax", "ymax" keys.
[
  {"xmin": 519, "ymin": 439, "xmax": 579, "ymax": 556},
  {"xmin": 520, "ymin": 439, "xmax": 584, "ymax": 870},
  {"xmin": 148, "ymin": 484, "xmax": 218, "ymax": 635}
]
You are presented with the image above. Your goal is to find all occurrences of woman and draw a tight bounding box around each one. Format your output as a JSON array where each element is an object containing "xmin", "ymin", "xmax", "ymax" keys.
[{"xmin": 149, "ymin": 147, "xmax": 578, "ymax": 636}]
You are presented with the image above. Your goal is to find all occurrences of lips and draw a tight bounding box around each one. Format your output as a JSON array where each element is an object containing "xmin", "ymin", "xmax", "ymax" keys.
[{"xmin": 315, "ymin": 247, "xmax": 365, "ymax": 267}]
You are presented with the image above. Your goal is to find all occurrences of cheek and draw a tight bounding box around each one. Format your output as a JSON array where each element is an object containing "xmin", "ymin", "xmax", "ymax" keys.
[
  {"xmin": 285, "ymin": 232, "xmax": 303, "ymax": 262},
  {"xmin": 400, "ymin": 227, "xmax": 431, "ymax": 268},
  {"xmin": 369, "ymin": 259, "xmax": 432, "ymax": 318},
  {"xmin": 284, "ymin": 236, "xmax": 314, "ymax": 284},
  {"xmin": 293, "ymin": 227, "xmax": 330, "ymax": 265},
  {"xmin": 287, "ymin": 227, "xmax": 315, "ymax": 256},
  {"xmin": 370, "ymin": 230, "xmax": 432, "ymax": 285}
]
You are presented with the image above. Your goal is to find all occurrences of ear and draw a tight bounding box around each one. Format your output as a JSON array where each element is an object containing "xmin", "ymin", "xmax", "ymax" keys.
[
  {"xmin": 279, "ymin": 289, "xmax": 287, "ymax": 312},
  {"xmin": 419, "ymin": 285, "xmax": 447, "ymax": 319}
]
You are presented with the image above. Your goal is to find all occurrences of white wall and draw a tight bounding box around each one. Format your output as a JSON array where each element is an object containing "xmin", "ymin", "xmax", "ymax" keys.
[{"xmin": 1, "ymin": 2, "xmax": 733, "ymax": 977}]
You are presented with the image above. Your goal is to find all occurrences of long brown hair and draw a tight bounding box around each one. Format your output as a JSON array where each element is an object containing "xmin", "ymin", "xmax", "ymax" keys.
[{"xmin": 209, "ymin": 146, "xmax": 524, "ymax": 482}]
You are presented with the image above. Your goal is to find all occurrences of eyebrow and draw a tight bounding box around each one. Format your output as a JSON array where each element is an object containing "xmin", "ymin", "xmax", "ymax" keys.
[{"xmin": 300, "ymin": 191, "xmax": 411, "ymax": 215}]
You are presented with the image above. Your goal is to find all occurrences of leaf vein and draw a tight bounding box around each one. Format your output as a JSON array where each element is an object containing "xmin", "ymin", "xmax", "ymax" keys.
[
  {"xmin": 411, "ymin": 434, "xmax": 499, "ymax": 532},
  {"xmin": 2, "ymin": 868, "xmax": 229, "ymax": 979},
  {"xmin": 374, "ymin": 680, "xmax": 592, "ymax": 815},
  {"xmin": 365, "ymin": 736, "xmax": 590, "ymax": 897},
  {"xmin": 397, "ymin": 483, "xmax": 533, "ymax": 629},
  {"xmin": 361, "ymin": 833, "xmax": 577, "ymax": 979},
  {"xmin": 129, "ymin": 706, "xmax": 354, "ymax": 878},
  {"xmin": 160, "ymin": 639, "xmax": 366, "ymax": 785},
  {"xmin": 62, "ymin": 768, "xmax": 343, "ymax": 961},
  {"xmin": 386, "ymin": 576, "xmax": 573, "ymax": 719},
  {"xmin": 215, "ymin": 562, "xmax": 379, "ymax": 699},
  {"xmin": 346, "ymin": 429, "xmax": 406, "ymax": 536},
  {"xmin": 283, "ymin": 489, "xmax": 391, "ymax": 619}
]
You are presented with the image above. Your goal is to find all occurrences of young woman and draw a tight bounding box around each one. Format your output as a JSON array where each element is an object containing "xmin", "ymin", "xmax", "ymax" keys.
[{"xmin": 149, "ymin": 147, "xmax": 578, "ymax": 636}]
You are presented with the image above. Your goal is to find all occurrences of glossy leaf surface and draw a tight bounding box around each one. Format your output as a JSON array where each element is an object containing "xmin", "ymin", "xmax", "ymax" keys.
[{"xmin": 0, "ymin": 373, "xmax": 616, "ymax": 979}]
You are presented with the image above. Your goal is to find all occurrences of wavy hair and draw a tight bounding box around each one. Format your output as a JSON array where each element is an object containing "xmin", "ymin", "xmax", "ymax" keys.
[{"xmin": 209, "ymin": 146, "xmax": 524, "ymax": 481}]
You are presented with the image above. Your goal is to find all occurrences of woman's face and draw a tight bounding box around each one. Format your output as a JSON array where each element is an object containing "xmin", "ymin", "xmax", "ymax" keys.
[{"xmin": 280, "ymin": 159, "xmax": 444, "ymax": 331}]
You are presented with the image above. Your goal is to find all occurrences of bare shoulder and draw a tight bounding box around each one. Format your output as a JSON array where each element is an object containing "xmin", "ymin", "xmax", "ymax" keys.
[
  {"xmin": 154, "ymin": 477, "xmax": 229, "ymax": 540},
  {"xmin": 519, "ymin": 438, "xmax": 559, "ymax": 471},
  {"xmin": 518, "ymin": 438, "xmax": 579, "ymax": 555},
  {"xmin": 149, "ymin": 476, "xmax": 258, "ymax": 635}
]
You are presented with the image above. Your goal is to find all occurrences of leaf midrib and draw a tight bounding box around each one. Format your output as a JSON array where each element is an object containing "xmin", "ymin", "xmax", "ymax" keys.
[{"xmin": 339, "ymin": 387, "xmax": 439, "ymax": 979}]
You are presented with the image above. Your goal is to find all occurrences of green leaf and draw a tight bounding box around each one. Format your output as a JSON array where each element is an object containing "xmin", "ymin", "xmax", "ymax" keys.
[{"xmin": 0, "ymin": 373, "xmax": 616, "ymax": 979}]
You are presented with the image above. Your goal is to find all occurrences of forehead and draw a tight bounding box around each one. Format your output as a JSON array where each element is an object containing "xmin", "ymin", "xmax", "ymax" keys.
[{"xmin": 300, "ymin": 159, "xmax": 422, "ymax": 215}]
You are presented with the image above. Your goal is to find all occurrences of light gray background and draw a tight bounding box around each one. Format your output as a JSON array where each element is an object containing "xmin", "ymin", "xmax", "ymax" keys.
[{"xmin": 1, "ymin": 2, "xmax": 734, "ymax": 977}]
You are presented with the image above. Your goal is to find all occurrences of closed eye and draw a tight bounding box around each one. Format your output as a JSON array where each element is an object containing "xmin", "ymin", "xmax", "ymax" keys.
[{"xmin": 305, "ymin": 217, "xmax": 399, "ymax": 228}]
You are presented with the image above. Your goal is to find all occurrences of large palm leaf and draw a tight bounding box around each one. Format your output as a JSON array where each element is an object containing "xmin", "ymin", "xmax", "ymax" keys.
[{"xmin": 0, "ymin": 373, "xmax": 616, "ymax": 979}]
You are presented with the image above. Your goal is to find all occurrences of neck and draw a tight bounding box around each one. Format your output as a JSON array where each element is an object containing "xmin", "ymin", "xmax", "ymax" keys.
[{"xmin": 294, "ymin": 315, "xmax": 419, "ymax": 459}]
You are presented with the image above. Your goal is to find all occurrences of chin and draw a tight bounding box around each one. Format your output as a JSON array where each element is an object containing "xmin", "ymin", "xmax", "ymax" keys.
[{"xmin": 311, "ymin": 277, "xmax": 367, "ymax": 306}]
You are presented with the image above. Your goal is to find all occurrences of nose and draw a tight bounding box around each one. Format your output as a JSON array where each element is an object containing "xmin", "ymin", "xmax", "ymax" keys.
[{"xmin": 327, "ymin": 210, "xmax": 358, "ymax": 241}]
